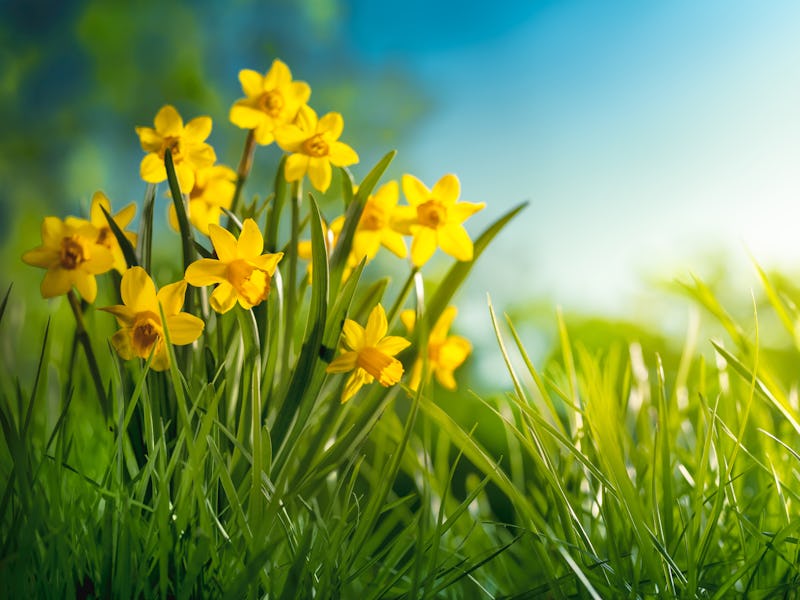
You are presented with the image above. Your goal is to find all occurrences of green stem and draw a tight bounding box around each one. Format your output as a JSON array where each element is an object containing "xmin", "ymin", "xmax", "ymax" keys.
[
  {"xmin": 387, "ymin": 265, "xmax": 420, "ymax": 326},
  {"xmin": 230, "ymin": 129, "xmax": 256, "ymax": 216},
  {"xmin": 67, "ymin": 290, "xmax": 109, "ymax": 421},
  {"xmin": 281, "ymin": 181, "xmax": 302, "ymax": 387}
]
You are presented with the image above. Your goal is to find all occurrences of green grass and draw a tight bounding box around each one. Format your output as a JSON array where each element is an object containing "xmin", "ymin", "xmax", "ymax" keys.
[{"xmin": 5, "ymin": 89, "xmax": 800, "ymax": 598}]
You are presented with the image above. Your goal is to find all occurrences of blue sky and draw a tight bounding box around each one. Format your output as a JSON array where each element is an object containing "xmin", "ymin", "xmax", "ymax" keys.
[{"xmin": 345, "ymin": 1, "xmax": 800, "ymax": 315}]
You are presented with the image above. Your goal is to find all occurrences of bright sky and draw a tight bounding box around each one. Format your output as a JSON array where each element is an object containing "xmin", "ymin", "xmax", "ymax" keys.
[{"xmin": 348, "ymin": 1, "xmax": 800, "ymax": 315}]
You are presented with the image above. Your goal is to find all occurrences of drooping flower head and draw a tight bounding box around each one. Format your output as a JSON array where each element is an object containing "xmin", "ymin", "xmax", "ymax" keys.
[
  {"xmin": 100, "ymin": 267, "xmax": 204, "ymax": 371},
  {"xmin": 229, "ymin": 60, "xmax": 311, "ymax": 146},
  {"xmin": 22, "ymin": 216, "xmax": 114, "ymax": 302},
  {"xmin": 275, "ymin": 105, "xmax": 359, "ymax": 193},
  {"xmin": 326, "ymin": 304, "xmax": 411, "ymax": 403},
  {"xmin": 401, "ymin": 174, "xmax": 485, "ymax": 267},
  {"xmin": 351, "ymin": 180, "xmax": 409, "ymax": 262},
  {"xmin": 168, "ymin": 164, "xmax": 237, "ymax": 236},
  {"xmin": 400, "ymin": 306, "xmax": 471, "ymax": 391},
  {"xmin": 136, "ymin": 105, "xmax": 216, "ymax": 192},
  {"xmin": 184, "ymin": 218, "xmax": 283, "ymax": 313},
  {"xmin": 81, "ymin": 191, "xmax": 137, "ymax": 274}
]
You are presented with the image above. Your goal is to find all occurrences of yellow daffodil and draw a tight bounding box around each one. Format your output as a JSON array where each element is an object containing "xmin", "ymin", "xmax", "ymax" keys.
[
  {"xmin": 184, "ymin": 218, "xmax": 283, "ymax": 313},
  {"xmin": 352, "ymin": 180, "xmax": 408, "ymax": 262},
  {"xmin": 100, "ymin": 267, "xmax": 204, "ymax": 371},
  {"xmin": 136, "ymin": 105, "xmax": 216, "ymax": 192},
  {"xmin": 168, "ymin": 164, "xmax": 237, "ymax": 235},
  {"xmin": 326, "ymin": 304, "xmax": 410, "ymax": 403},
  {"xmin": 229, "ymin": 59, "xmax": 311, "ymax": 146},
  {"xmin": 298, "ymin": 215, "xmax": 359, "ymax": 280},
  {"xmin": 22, "ymin": 216, "xmax": 114, "ymax": 302},
  {"xmin": 401, "ymin": 174, "xmax": 485, "ymax": 267},
  {"xmin": 401, "ymin": 306, "xmax": 471, "ymax": 390},
  {"xmin": 81, "ymin": 191, "xmax": 137, "ymax": 274},
  {"xmin": 275, "ymin": 105, "xmax": 359, "ymax": 193}
]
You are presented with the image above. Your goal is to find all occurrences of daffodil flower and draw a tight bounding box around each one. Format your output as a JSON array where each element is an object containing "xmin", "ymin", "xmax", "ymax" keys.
[
  {"xmin": 136, "ymin": 105, "xmax": 216, "ymax": 192},
  {"xmin": 326, "ymin": 304, "xmax": 411, "ymax": 403},
  {"xmin": 81, "ymin": 191, "xmax": 137, "ymax": 274},
  {"xmin": 101, "ymin": 267, "xmax": 204, "ymax": 371},
  {"xmin": 22, "ymin": 216, "xmax": 114, "ymax": 302},
  {"xmin": 275, "ymin": 105, "xmax": 359, "ymax": 193},
  {"xmin": 401, "ymin": 174, "xmax": 485, "ymax": 267},
  {"xmin": 401, "ymin": 306, "xmax": 471, "ymax": 391},
  {"xmin": 351, "ymin": 180, "xmax": 409, "ymax": 262},
  {"xmin": 184, "ymin": 218, "xmax": 283, "ymax": 313},
  {"xmin": 229, "ymin": 60, "xmax": 311, "ymax": 146},
  {"xmin": 168, "ymin": 164, "xmax": 236, "ymax": 236}
]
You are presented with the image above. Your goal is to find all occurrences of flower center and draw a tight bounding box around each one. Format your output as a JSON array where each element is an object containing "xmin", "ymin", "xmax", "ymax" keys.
[
  {"xmin": 132, "ymin": 311, "xmax": 163, "ymax": 358},
  {"xmin": 359, "ymin": 204, "xmax": 385, "ymax": 231},
  {"xmin": 303, "ymin": 134, "xmax": 329, "ymax": 158},
  {"xmin": 226, "ymin": 259, "xmax": 270, "ymax": 307},
  {"xmin": 162, "ymin": 136, "xmax": 181, "ymax": 158},
  {"xmin": 417, "ymin": 200, "xmax": 447, "ymax": 229},
  {"xmin": 357, "ymin": 347, "xmax": 403, "ymax": 386},
  {"xmin": 96, "ymin": 227, "xmax": 112, "ymax": 247},
  {"xmin": 258, "ymin": 90, "xmax": 284, "ymax": 118},
  {"xmin": 59, "ymin": 235, "xmax": 89, "ymax": 270}
]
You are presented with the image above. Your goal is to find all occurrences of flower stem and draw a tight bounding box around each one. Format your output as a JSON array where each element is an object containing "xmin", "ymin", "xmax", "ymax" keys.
[
  {"xmin": 387, "ymin": 266, "xmax": 420, "ymax": 326},
  {"xmin": 281, "ymin": 181, "xmax": 301, "ymax": 386},
  {"xmin": 67, "ymin": 290, "xmax": 109, "ymax": 421},
  {"xmin": 230, "ymin": 129, "xmax": 256, "ymax": 216}
]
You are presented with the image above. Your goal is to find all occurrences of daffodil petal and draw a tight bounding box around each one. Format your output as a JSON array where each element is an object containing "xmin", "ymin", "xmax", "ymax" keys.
[
  {"xmin": 41, "ymin": 268, "xmax": 71, "ymax": 298},
  {"xmin": 184, "ymin": 116, "xmax": 212, "ymax": 143},
  {"xmin": 111, "ymin": 329, "xmax": 135, "ymax": 360},
  {"xmin": 274, "ymin": 125, "xmax": 306, "ymax": 153},
  {"xmin": 208, "ymin": 224, "xmax": 238, "ymax": 262},
  {"xmin": 155, "ymin": 105, "xmax": 183, "ymax": 137},
  {"xmin": 365, "ymin": 304, "xmax": 388, "ymax": 346},
  {"xmin": 376, "ymin": 335, "xmax": 411, "ymax": 356},
  {"xmin": 380, "ymin": 230, "xmax": 407, "ymax": 258},
  {"xmin": 402, "ymin": 174, "xmax": 431, "ymax": 206},
  {"xmin": 136, "ymin": 127, "xmax": 163, "ymax": 153},
  {"xmin": 122, "ymin": 266, "xmax": 158, "ymax": 313},
  {"xmin": 140, "ymin": 153, "xmax": 166, "ymax": 183},
  {"xmin": 432, "ymin": 174, "xmax": 460, "ymax": 205},
  {"xmin": 90, "ymin": 191, "xmax": 111, "ymax": 225},
  {"xmin": 165, "ymin": 313, "xmax": 204, "ymax": 345},
  {"xmin": 237, "ymin": 218, "xmax": 264, "ymax": 257},
  {"xmin": 284, "ymin": 153, "xmax": 309, "ymax": 182},
  {"xmin": 410, "ymin": 228, "xmax": 438, "ymax": 267},
  {"xmin": 230, "ymin": 102, "xmax": 267, "ymax": 130},
  {"xmin": 41, "ymin": 216, "xmax": 64, "ymax": 246},
  {"xmin": 326, "ymin": 351, "xmax": 358, "ymax": 373},
  {"xmin": 307, "ymin": 157, "xmax": 331, "ymax": 192},
  {"xmin": 253, "ymin": 122, "xmax": 276, "ymax": 146},
  {"xmin": 157, "ymin": 280, "xmax": 187, "ymax": 316},
  {"xmin": 210, "ymin": 282, "xmax": 238, "ymax": 313},
  {"xmin": 318, "ymin": 112, "xmax": 344, "ymax": 139},
  {"xmin": 264, "ymin": 59, "xmax": 291, "ymax": 89},
  {"xmin": 22, "ymin": 247, "xmax": 58, "ymax": 268},
  {"xmin": 437, "ymin": 224, "xmax": 474, "ymax": 262},
  {"xmin": 72, "ymin": 271, "xmax": 98, "ymax": 303},
  {"xmin": 341, "ymin": 320, "xmax": 366, "ymax": 351},
  {"xmin": 399, "ymin": 309, "xmax": 416, "ymax": 333},
  {"xmin": 328, "ymin": 142, "xmax": 358, "ymax": 167},
  {"xmin": 239, "ymin": 69, "xmax": 264, "ymax": 97},
  {"xmin": 151, "ymin": 347, "xmax": 171, "ymax": 371},
  {"xmin": 341, "ymin": 369, "xmax": 370, "ymax": 403},
  {"xmin": 249, "ymin": 252, "xmax": 283, "ymax": 274},
  {"xmin": 99, "ymin": 304, "xmax": 136, "ymax": 326},
  {"xmin": 450, "ymin": 202, "xmax": 486, "ymax": 223}
]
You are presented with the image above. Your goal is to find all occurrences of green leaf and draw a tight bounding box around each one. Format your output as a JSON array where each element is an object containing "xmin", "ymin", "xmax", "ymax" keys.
[
  {"xmin": 99, "ymin": 204, "xmax": 138, "ymax": 269},
  {"xmin": 164, "ymin": 148, "xmax": 196, "ymax": 272}
]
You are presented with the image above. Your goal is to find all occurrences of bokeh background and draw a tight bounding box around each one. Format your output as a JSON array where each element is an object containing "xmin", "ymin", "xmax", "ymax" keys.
[{"xmin": 4, "ymin": 0, "xmax": 800, "ymax": 389}]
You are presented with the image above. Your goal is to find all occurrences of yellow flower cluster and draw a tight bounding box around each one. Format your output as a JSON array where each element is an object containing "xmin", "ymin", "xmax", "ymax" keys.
[{"xmin": 23, "ymin": 58, "xmax": 480, "ymax": 395}]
